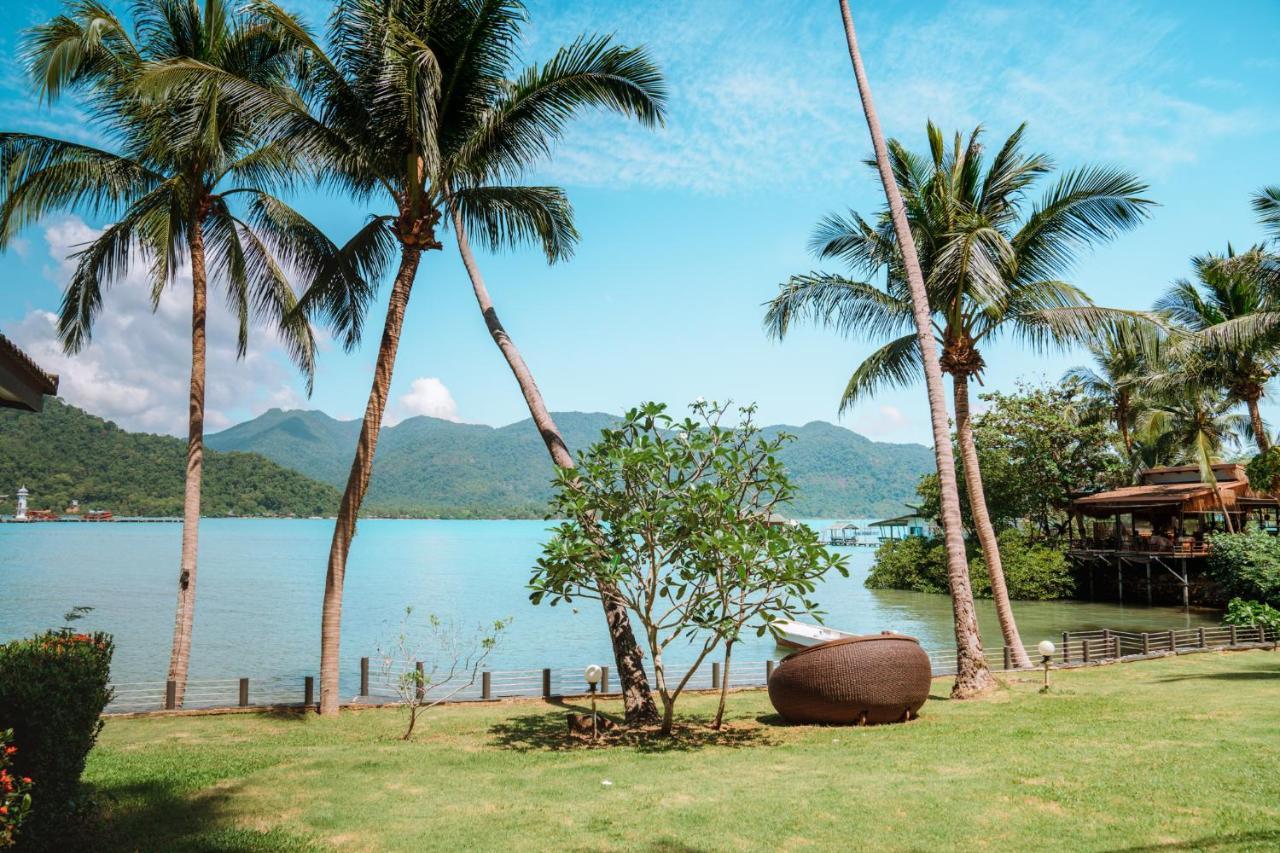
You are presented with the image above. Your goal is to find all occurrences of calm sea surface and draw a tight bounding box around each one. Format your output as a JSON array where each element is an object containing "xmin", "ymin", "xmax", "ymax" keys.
[{"xmin": 0, "ymin": 519, "xmax": 1216, "ymax": 692}]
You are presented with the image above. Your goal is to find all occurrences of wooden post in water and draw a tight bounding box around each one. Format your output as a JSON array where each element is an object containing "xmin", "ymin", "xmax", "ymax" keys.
[
  {"xmin": 239, "ymin": 678, "xmax": 249, "ymax": 708},
  {"xmin": 304, "ymin": 676, "xmax": 314, "ymax": 710},
  {"xmin": 415, "ymin": 661, "xmax": 426, "ymax": 702},
  {"xmin": 542, "ymin": 668, "xmax": 552, "ymax": 698},
  {"xmin": 481, "ymin": 671, "xmax": 491, "ymax": 701},
  {"xmin": 711, "ymin": 661, "xmax": 721, "ymax": 690},
  {"xmin": 1146, "ymin": 562, "xmax": 1152, "ymax": 606},
  {"xmin": 165, "ymin": 679, "xmax": 176, "ymax": 711},
  {"xmin": 360, "ymin": 657, "xmax": 370, "ymax": 697}
]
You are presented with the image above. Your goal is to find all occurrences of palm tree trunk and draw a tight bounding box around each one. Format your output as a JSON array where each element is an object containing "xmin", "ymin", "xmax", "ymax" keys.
[
  {"xmin": 166, "ymin": 216, "xmax": 208, "ymax": 708},
  {"xmin": 953, "ymin": 374, "xmax": 1032, "ymax": 669},
  {"xmin": 1247, "ymin": 397, "xmax": 1270, "ymax": 453},
  {"xmin": 449, "ymin": 207, "xmax": 658, "ymax": 725},
  {"xmin": 837, "ymin": 0, "xmax": 993, "ymax": 698},
  {"xmin": 1118, "ymin": 393, "xmax": 1133, "ymax": 454},
  {"xmin": 319, "ymin": 246, "xmax": 423, "ymax": 716}
]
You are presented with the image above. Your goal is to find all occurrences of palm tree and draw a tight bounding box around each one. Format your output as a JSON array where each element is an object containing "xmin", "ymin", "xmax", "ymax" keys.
[
  {"xmin": 1155, "ymin": 246, "xmax": 1278, "ymax": 452},
  {"xmin": 1139, "ymin": 389, "xmax": 1247, "ymax": 532},
  {"xmin": 1, "ymin": 0, "xmax": 352, "ymax": 705},
  {"xmin": 835, "ymin": 1, "xmax": 992, "ymax": 697},
  {"xmin": 1065, "ymin": 321, "xmax": 1165, "ymax": 455},
  {"xmin": 767, "ymin": 120, "xmax": 1152, "ymax": 669},
  {"xmin": 155, "ymin": 0, "xmax": 666, "ymax": 716},
  {"xmin": 1255, "ymin": 187, "xmax": 1280, "ymax": 240}
]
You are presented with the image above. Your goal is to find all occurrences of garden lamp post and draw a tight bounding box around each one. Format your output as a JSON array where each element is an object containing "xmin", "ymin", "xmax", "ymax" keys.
[
  {"xmin": 1038, "ymin": 640, "xmax": 1056, "ymax": 690},
  {"xmin": 584, "ymin": 665, "xmax": 602, "ymax": 740}
]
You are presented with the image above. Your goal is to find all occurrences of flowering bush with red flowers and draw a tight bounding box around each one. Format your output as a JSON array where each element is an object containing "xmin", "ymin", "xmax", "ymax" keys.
[
  {"xmin": 0, "ymin": 629, "xmax": 113, "ymax": 844},
  {"xmin": 0, "ymin": 730, "xmax": 32, "ymax": 848}
]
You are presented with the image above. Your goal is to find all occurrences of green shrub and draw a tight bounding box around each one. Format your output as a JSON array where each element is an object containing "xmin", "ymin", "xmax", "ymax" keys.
[
  {"xmin": 1223, "ymin": 598, "xmax": 1280, "ymax": 635},
  {"xmin": 867, "ymin": 530, "xmax": 1073, "ymax": 600},
  {"xmin": 0, "ymin": 729, "xmax": 32, "ymax": 848},
  {"xmin": 968, "ymin": 529, "xmax": 1075, "ymax": 600},
  {"xmin": 865, "ymin": 537, "xmax": 952, "ymax": 594},
  {"xmin": 0, "ymin": 631, "xmax": 113, "ymax": 843},
  {"xmin": 1205, "ymin": 530, "xmax": 1280, "ymax": 608}
]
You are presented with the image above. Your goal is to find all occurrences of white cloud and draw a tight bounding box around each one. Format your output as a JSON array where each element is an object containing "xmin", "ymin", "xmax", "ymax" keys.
[
  {"xmin": 391, "ymin": 377, "xmax": 461, "ymax": 425},
  {"xmin": 12, "ymin": 217, "xmax": 308, "ymax": 435},
  {"xmin": 851, "ymin": 403, "xmax": 911, "ymax": 439}
]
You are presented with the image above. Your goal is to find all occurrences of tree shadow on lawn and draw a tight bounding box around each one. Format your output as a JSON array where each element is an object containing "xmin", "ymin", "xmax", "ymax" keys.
[
  {"xmin": 75, "ymin": 779, "xmax": 316, "ymax": 853},
  {"xmin": 1154, "ymin": 669, "xmax": 1280, "ymax": 683},
  {"xmin": 488, "ymin": 699, "xmax": 770, "ymax": 754},
  {"xmin": 1114, "ymin": 830, "xmax": 1280, "ymax": 851}
]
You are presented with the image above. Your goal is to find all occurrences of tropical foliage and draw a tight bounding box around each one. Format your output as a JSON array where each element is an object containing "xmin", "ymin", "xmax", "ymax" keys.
[
  {"xmin": 532, "ymin": 401, "xmax": 847, "ymax": 735},
  {"xmin": 865, "ymin": 530, "xmax": 1073, "ymax": 601},
  {"xmin": 1206, "ymin": 529, "xmax": 1280, "ymax": 609}
]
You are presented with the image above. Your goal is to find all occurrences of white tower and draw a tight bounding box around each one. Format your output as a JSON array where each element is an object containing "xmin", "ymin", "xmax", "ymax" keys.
[{"xmin": 15, "ymin": 486, "xmax": 28, "ymax": 521}]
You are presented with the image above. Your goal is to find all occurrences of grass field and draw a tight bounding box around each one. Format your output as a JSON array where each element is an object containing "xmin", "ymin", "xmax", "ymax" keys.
[{"xmin": 82, "ymin": 650, "xmax": 1280, "ymax": 851}]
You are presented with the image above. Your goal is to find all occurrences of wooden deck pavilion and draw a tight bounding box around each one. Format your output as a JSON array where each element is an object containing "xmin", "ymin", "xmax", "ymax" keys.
[
  {"xmin": 1068, "ymin": 463, "xmax": 1280, "ymax": 606},
  {"xmin": 0, "ymin": 332, "xmax": 58, "ymax": 412}
]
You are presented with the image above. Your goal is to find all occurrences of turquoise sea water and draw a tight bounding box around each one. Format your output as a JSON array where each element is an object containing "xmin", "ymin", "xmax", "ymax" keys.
[{"xmin": 0, "ymin": 519, "xmax": 1215, "ymax": 693}]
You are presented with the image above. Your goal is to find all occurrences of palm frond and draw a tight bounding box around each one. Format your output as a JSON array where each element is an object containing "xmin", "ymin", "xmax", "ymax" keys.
[
  {"xmin": 838, "ymin": 334, "xmax": 924, "ymax": 413},
  {"xmin": 448, "ymin": 184, "xmax": 578, "ymax": 263},
  {"xmin": 763, "ymin": 274, "xmax": 914, "ymax": 342}
]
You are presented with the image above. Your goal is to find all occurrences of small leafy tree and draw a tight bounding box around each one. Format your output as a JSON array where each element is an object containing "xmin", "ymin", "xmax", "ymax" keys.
[
  {"xmin": 1223, "ymin": 598, "xmax": 1280, "ymax": 639},
  {"xmin": 376, "ymin": 608, "xmax": 509, "ymax": 741},
  {"xmin": 532, "ymin": 401, "xmax": 847, "ymax": 736}
]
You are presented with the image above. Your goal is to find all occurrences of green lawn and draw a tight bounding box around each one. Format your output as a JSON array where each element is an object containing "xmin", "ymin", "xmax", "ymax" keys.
[{"xmin": 83, "ymin": 651, "xmax": 1280, "ymax": 851}]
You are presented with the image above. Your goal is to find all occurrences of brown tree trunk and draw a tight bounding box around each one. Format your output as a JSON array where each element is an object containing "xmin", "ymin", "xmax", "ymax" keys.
[
  {"xmin": 953, "ymin": 373, "xmax": 1032, "ymax": 669},
  {"xmin": 1117, "ymin": 393, "xmax": 1133, "ymax": 454},
  {"xmin": 712, "ymin": 639, "xmax": 734, "ymax": 729},
  {"xmin": 449, "ymin": 206, "xmax": 658, "ymax": 725},
  {"xmin": 166, "ymin": 216, "xmax": 208, "ymax": 708},
  {"xmin": 837, "ymin": 0, "xmax": 993, "ymax": 698},
  {"xmin": 1247, "ymin": 396, "xmax": 1270, "ymax": 453},
  {"xmin": 319, "ymin": 246, "xmax": 423, "ymax": 716}
]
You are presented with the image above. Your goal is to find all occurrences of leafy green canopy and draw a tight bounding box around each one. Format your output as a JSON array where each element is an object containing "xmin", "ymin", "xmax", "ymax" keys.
[
  {"xmin": 864, "ymin": 529, "xmax": 1073, "ymax": 601},
  {"xmin": 531, "ymin": 401, "xmax": 846, "ymax": 729},
  {"xmin": 765, "ymin": 122, "xmax": 1153, "ymax": 410},
  {"xmin": 143, "ymin": 0, "xmax": 667, "ymax": 337},
  {"xmin": 1, "ymin": 0, "xmax": 362, "ymax": 384}
]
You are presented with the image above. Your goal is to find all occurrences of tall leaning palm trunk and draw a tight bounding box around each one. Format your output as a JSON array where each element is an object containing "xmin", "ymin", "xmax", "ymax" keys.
[
  {"xmin": 170, "ymin": 211, "xmax": 209, "ymax": 700},
  {"xmin": 951, "ymin": 373, "xmax": 1031, "ymax": 667},
  {"xmin": 836, "ymin": 0, "xmax": 992, "ymax": 696},
  {"xmin": 449, "ymin": 207, "xmax": 658, "ymax": 723},
  {"xmin": 320, "ymin": 244, "xmax": 426, "ymax": 714}
]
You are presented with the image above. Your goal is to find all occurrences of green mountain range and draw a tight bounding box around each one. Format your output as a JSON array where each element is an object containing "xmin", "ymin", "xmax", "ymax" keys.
[
  {"xmin": 207, "ymin": 408, "xmax": 933, "ymax": 519},
  {"xmin": 0, "ymin": 400, "xmax": 339, "ymax": 518}
]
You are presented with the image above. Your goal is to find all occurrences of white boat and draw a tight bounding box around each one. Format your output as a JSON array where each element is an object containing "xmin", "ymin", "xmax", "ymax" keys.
[{"xmin": 773, "ymin": 619, "xmax": 856, "ymax": 650}]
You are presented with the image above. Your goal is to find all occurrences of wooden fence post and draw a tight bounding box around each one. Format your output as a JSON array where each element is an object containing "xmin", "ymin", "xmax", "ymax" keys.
[
  {"xmin": 766, "ymin": 660, "xmax": 774, "ymax": 679},
  {"xmin": 415, "ymin": 661, "xmax": 425, "ymax": 702},
  {"xmin": 1062, "ymin": 632, "xmax": 1069, "ymax": 663},
  {"xmin": 711, "ymin": 661, "xmax": 721, "ymax": 690},
  {"xmin": 239, "ymin": 678, "xmax": 249, "ymax": 708},
  {"xmin": 1103, "ymin": 629, "xmax": 1112, "ymax": 656},
  {"xmin": 1141, "ymin": 633, "xmax": 1150, "ymax": 655},
  {"xmin": 1230, "ymin": 625, "xmax": 1238, "ymax": 646},
  {"xmin": 165, "ymin": 679, "xmax": 176, "ymax": 711},
  {"xmin": 1083, "ymin": 639, "xmax": 1091, "ymax": 663},
  {"xmin": 601, "ymin": 666, "xmax": 609, "ymax": 694},
  {"xmin": 1197, "ymin": 627, "xmax": 1206, "ymax": 648},
  {"xmin": 542, "ymin": 668, "xmax": 552, "ymax": 698},
  {"xmin": 360, "ymin": 657, "xmax": 370, "ymax": 697},
  {"xmin": 1167, "ymin": 629, "xmax": 1176, "ymax": 652},
  {"xmin": 482, "ymin": 671, "xmax": 491, "ymax": 701},
  {"xmin": 304, "ymin": 676, "xmax": 314, "ymax": 710},
  {"xmin": 1003, "ymin": 646, "xmax": 1011, "ymax": 670}
]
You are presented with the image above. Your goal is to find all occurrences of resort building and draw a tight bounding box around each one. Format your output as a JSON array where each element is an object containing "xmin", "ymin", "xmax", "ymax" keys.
[
  {"xmin": 869, "ymin": 513, "xmax": 939, "ymax": 542},
  {"xmin": 1068, "ymin": 463, "xmax": 1279, "ymax": 605},
  {"xmin": 0, "ymin": 332, "xmax": 58, "ymax": 412}
]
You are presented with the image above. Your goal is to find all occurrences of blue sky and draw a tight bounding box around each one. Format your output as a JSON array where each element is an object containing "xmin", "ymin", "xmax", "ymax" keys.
[{"xmin": 1, "ymin": 0, "xmax": 1277, "ymax": 443}]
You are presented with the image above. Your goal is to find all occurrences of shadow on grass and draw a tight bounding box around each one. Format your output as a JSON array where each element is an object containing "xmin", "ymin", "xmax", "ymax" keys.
[
  {"xmin": 65, "ymin": 780, "xmax": 317, "ymax": 853},
  {"xmin": 488, "ymin": 700, "xmax": 769, "ymax": 753},
  {"xmin": 1155, "ymin": 669, "xmax": 1280, "ymax": 683},
  {"xmin": 1114, "ymin": 830, "xmax": 1280, "ymax": 851}
]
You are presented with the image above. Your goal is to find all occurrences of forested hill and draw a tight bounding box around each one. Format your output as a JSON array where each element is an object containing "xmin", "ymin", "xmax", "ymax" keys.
[
  {"xmin": 208, "ymin": 409, "xmax": 933, "ymax": 519},
  {"xmin": 0, "ymin": 400, "xmax": 339, "ymax": 517}
]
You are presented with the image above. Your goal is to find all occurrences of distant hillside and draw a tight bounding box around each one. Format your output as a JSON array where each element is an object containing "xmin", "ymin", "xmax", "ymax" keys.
[
  {"xmin": 0, "ymin": 400, "xmax": 339, "ymax": 517},
  {"xmin": 208, "ymin": 409, "xmax": 933, "ymax": 519}
]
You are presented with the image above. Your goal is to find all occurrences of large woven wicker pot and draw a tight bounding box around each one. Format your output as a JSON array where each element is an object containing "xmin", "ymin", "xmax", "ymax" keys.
[{"xmin": 767, "ymin": 632, "xmax": 931, "ymax": 725}]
